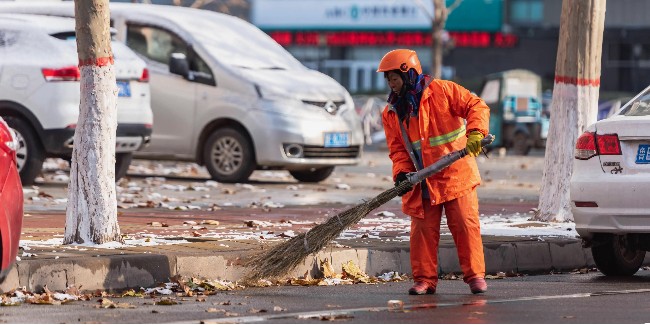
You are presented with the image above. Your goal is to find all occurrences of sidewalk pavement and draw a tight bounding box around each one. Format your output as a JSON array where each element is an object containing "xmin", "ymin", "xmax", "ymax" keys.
[
  {"xmin": 6, "ymin": 150, "xmax": 603, "ymax": 293},
  {"xmin": 2, "ymin": 205, "xmax": 596, "ymax": 293}
]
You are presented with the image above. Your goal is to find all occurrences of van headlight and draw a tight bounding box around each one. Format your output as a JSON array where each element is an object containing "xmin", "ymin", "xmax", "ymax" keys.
[
  {"xmin": 254, "ymin": 84, "xmax": 293, "ymax": 101},
  {"xmin": 254, "ymin": 84, "xmax": 320, "ymax": 116}
]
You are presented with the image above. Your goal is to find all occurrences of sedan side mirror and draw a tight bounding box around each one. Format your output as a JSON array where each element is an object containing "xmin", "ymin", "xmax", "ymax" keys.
[{"xmin": 169, "ymin": 52, "xmax": 190, "ymax": 79}]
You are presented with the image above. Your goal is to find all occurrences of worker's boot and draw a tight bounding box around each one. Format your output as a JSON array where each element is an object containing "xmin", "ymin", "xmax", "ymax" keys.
[
  {"xmin": 408, "ymin": 282, "xmax": 436, "ymax": 295},
  {"xmin": 468, "ymin": 277, "xmax": 487, "ymax": 294}
]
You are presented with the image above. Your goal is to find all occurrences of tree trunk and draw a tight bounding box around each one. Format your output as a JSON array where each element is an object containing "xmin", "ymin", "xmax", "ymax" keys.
[
  {"xmin": 431, "ymin": 0, "xmax": 447, "ymax": 79},
  {"xmin": 65, "ymin": 0, "xmax": 122, "ymax": 244},
  {"xmin": 536, "ymin": 0, "xmax": 606, "ymax": 222}
]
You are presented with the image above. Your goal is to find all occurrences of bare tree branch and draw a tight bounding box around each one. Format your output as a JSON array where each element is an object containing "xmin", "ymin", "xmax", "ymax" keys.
[{"xmin": 447, "ymin": 0, "xmax": 463, "ymax": 15}]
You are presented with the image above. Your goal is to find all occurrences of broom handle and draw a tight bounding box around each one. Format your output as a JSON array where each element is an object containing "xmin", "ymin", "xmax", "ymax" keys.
[{"xmin": 406, "ymin": 134, "xmax": 495, "ymax": 185}]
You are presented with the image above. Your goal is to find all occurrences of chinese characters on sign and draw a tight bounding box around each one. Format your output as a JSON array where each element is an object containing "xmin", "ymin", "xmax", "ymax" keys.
[
  {"xmin": 325, "ymin": 4, "xmax": 418, "ymax": 20},
  {"xmin": 252, "ymin": 0, "xmax": 432, "ymax": 30}
]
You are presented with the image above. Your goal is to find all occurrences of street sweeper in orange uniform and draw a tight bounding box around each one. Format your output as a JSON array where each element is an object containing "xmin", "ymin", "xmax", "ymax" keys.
[{"xmin": 378, "ymin": 49, "xmax": 490, "ymax": 295}]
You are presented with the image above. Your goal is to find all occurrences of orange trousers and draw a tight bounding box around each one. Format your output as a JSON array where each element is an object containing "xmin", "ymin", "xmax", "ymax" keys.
[{"xmin": 410, "ymin": 190, "xmax": 485, "ymax": 286}]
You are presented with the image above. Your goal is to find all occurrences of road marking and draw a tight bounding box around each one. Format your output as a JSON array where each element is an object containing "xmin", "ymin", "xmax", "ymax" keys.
[{"xmin": 190, "ymin": 288, "xmax": 650, "ymax": 324}]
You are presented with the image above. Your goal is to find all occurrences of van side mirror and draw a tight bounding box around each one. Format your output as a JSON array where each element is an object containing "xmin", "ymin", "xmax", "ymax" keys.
[{"xmin": 169, "ymin": 53, "xmax": 190, "ymax": 79}]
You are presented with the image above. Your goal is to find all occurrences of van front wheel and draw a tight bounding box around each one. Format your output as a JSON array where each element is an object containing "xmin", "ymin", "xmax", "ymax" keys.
[
  {"xmin": 203, "ymin": 128, "xmax": 255, "ymax": 183},
  {"xmin": 290, "ymin": 167, "xmax": 334, "ymax": 183}
]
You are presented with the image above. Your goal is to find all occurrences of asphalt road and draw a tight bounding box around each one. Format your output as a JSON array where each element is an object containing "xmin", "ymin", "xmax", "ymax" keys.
[{"xmin": 2, "ymin": 270, "xmax": 650, "ymax": 323}]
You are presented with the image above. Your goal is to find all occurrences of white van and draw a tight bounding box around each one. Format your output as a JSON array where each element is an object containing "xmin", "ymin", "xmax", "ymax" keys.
[
  {"xmin": 0, "ymin": 13, "xmax": 153, "ymax": 185},
  {"xmin": 0, "ymin": 2, "xmax": 364, "ymax": 183}
]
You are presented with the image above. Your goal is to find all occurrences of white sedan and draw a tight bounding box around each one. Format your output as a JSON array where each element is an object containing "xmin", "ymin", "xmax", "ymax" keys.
[{"xmin": 571, "ymin": 85, "xmax": 650, "ymax": 276}]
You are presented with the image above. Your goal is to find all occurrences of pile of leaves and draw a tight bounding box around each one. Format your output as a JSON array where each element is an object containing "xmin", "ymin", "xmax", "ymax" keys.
[
  {"xmin": 0, "ymin": 275, "xmax": 242, "ymax": 307},
  {"xmin": 249, "ymin": 259, "xmax": 408, "ymax": 287},
  {"xmin": 143, "ymin": 275, "xmax": 243, "ymax": 297}
]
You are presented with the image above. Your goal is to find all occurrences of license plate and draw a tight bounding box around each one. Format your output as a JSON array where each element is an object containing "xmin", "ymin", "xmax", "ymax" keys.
[
  {"xmin": 324, "ymin": 132, "xmax": 349, "ymax": 148},
  {"xmin": 117, "ymin": 81, "xmax": 131, "ymax": 97},
  {"xmin": 636, "ymin": 144, "xmax": 650, "ymax": 164}
]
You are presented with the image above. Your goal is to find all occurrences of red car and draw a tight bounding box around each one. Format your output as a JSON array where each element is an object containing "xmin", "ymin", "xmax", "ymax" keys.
[{"xmin": 0, "ymin": 117, "xmax": 23, "ymax": 281}]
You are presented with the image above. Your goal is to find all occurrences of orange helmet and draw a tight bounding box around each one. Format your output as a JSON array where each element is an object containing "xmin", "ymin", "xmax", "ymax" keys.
[{"xmin": 377, "ymin": 49, "xmax": 422, "ymax": 75}]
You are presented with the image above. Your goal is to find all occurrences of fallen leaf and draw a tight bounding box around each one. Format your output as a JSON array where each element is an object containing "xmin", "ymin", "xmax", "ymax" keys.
[
  {"xmin": 155, "ymin": 298, "xmax": 178, "ymax": 305},
  {"xmin": 342, "ymin": 261, "xmax": 370, "ymax": 283},
  {"xmin": 121, "ymin": 289, "xmax": 144, "ymax": 298},
  {"xmin": 321, "ymin": 259, "xmax": 337, "ymax": 278},
  {"xmin": 289, "ymin": 278, "xmax": 319, "ymax": 286},
  {"xmin": 99, "ymin": 298, "xmax": 136, "ymax": 309},
  {"xmin": 222, "ymin": 188, "xmax": 236, "ymax": 195},
  {"xmin": 215, "ymin": 301, "xmax": 232, "ymax": 306},
  {"xmin": 442, "ymin": 273, "xmax": 459, "ymax": 280},
  {"xmin": 38, "ymin": 191, "xmax": 54, "ymax": 198}
]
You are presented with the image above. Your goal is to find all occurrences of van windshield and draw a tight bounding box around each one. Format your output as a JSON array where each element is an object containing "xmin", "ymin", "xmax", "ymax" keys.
[{"xmin": 175, "ymin": 13, "xmax": 304, "ymax": 71}]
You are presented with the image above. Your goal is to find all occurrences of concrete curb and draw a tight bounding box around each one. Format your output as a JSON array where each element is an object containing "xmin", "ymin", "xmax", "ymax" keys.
[{"xmin": 0, "ymin": 238, "xmax": 596, "ymax": 292}]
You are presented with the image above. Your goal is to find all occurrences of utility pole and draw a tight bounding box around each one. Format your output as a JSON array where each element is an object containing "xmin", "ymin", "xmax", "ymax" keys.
[
  {"xmin": 65, "ymin": 0, "xmax": 122, "ymax": 244},
  {"xmin": 536, "ymin": 0, "xmax": 606, "ymax": 222}
]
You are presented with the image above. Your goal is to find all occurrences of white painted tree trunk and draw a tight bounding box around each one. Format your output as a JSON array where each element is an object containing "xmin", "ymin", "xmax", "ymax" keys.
[
  {"xmin": 65, "ymin": 0, "xmax": 121, "ymax": 244},
  {"xmin": 65, "ymin": 66, "xmax": 120, "ymax": 244},
  {"xmin": 537, "ymin": 84, "xmax": 599, "ymax": 222},
  {"xmin": 536, "ymin": 0, "xmax": 606, "ymax": 222}
]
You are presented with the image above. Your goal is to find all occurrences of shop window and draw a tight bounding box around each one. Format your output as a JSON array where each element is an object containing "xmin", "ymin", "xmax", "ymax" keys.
[{"xmin": 510, "ymin": 0, "xmax": 543, "ymax": 25}]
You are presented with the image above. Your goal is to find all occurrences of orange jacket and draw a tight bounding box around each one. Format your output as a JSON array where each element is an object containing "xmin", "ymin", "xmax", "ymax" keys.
[{"xmin": 382, "ymin": 79, "xmax": 490, "ymax": 218}]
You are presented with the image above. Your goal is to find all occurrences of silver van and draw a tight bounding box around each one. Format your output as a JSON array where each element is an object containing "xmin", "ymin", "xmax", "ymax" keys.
[{"xmin": 0, "ymin": 2, "xmax": 363, "ymax": 183}]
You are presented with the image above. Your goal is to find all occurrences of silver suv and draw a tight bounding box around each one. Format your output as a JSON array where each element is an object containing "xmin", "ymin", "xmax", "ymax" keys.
[{"xmin": 0, "ymin": 14, "xmax": 153, "ymax": 185}]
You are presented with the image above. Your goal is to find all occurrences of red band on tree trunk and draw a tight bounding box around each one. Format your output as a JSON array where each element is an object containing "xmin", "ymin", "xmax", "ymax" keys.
[
  {"xmin": 554, "ymin": 75, "xmax": 600, "ymax": 86},
  {"xmin": 78, "ymin": 56, "xmax": 114, "ymax": 67}
]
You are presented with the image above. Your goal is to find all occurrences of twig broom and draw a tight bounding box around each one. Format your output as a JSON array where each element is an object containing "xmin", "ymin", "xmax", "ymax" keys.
[{"xmin": 244, "ymin": 135, "xmax": 494, "ymax": 281}]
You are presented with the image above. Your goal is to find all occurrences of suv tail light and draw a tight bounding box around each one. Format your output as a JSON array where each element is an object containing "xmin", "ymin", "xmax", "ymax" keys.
[
  {"xmin": 575, "ymin": 131, "xmax": 622, "ymax": 160},
  {"xmin": 139, "ymin": 68, "xmax": 149, "ymax": 82},
  {"xmin": 42, "ymin": 66, "xmax": 81, "ymax": 82}
]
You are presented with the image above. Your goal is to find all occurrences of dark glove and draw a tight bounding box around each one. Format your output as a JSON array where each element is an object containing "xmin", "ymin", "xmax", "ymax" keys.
[{"xmin": 394, "ymin": 172, "xmax": 414, "ymax": 196}]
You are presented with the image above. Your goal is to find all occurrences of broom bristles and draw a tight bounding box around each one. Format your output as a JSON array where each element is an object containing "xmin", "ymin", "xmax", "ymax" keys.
[{"xmin": 243, "ymin": 181, "xmax": 413, "ymax": 281}]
